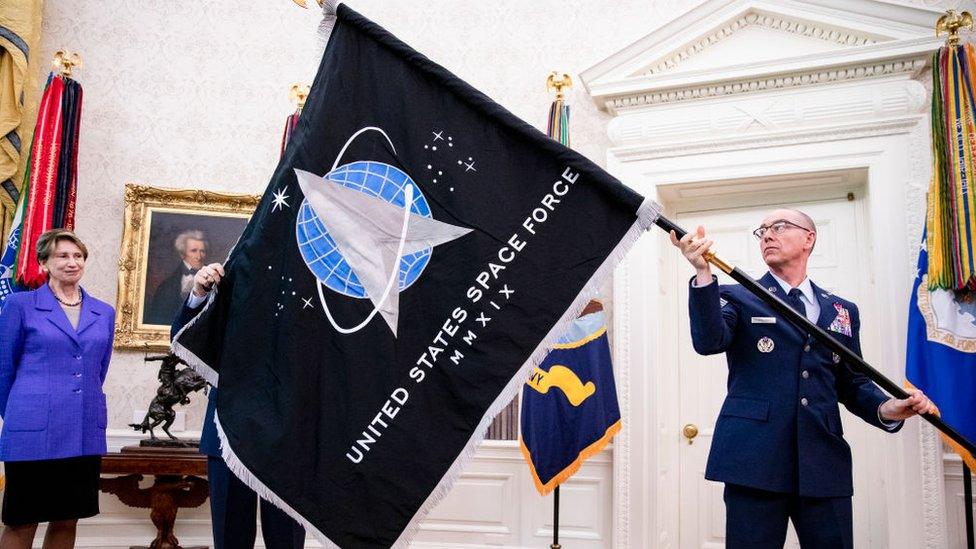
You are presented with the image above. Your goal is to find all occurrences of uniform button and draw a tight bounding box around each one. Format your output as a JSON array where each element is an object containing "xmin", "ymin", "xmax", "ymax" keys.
[
  {"xmin": 800, "ymin": 397, "xmax": 808, "ymax": 406},
  {"xmin": 73, "ymin": 389, "xmax": 81, "ymax": 394},
  {"xmin": 74, "ymin": 373, "xmax": 82, "ymax": 378},
  {"xmin": 802, "ymin": 370, "xmax": 810, "ymax": 379},
  {"xmin": 74, "ymin": 355, "xmax": 81, "ymax": 360},
  {"xmin": 803, "ymin": 344, "xmax": 811, "ymax": 352}
]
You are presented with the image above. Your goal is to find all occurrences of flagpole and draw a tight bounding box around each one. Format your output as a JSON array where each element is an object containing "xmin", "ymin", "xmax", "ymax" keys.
[
  {"xmin": 551, "ymin": 485, "xmax": 561, "ymax": 549},
  {"xmin": 965, "ymin": 463, "xmax": 974, "ymax": 549},
  {"xmin": 545, "ymin": 71, "xmax": 573, "ymax": 549},
  {"xmin": 654, "ymin": 215, "xmax": 976, "ymax": 457}
]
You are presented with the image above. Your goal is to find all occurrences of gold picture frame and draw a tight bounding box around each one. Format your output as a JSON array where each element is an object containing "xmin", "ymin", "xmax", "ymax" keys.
[{"xmin": 114, "ymin": 184, "xmax": 260, "ymax": 350}]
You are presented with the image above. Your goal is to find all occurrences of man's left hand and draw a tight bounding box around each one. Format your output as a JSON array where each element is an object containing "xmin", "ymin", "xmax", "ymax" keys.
[{"xmin": 880, "ymin": 388, "xmax": 935, "ymax": 421}]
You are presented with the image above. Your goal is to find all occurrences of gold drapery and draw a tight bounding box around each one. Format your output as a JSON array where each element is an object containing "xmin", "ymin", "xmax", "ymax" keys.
[{"xmin": 0, "ymin": 0, "xmax": 43, "ymax": 241}]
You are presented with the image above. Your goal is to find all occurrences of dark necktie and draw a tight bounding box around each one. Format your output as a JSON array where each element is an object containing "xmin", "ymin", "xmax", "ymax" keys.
[
  {"xmin": 183, "ymin": 266, "xmax": 198, "ymax": 277},
  {"xmin": 787, "ymin": 288, "xmax": 806, "ymax": 318}
]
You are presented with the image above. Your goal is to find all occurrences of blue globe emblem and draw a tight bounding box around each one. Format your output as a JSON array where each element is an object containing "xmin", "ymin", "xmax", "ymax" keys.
[{"xmin": 296, "ymin": 161, "xmax": 432, "ymax": 298}]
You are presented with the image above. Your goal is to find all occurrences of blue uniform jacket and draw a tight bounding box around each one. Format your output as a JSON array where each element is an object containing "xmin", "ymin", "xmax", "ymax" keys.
[
  {"xmin": 689, "ymin": 272, "xmax": 898, "ymax": 497},
  {"xmin": 171, "ymin": 301, "xmax": 220, "ymax": 457},
  {"xmin": 0, "ymin": 285, "xmax": 115, "ymax": 461}
]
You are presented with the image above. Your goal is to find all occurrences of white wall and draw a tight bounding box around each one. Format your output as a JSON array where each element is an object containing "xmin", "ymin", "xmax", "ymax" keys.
[{"xmin": 11, "ymin": 0, "xmax": 972, "ymax": 546}]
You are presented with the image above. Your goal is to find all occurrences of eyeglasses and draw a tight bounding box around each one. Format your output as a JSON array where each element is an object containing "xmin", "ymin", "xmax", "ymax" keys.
[{"xmin": 752, "ymin": 220, "xmax": 813, "ymax": 240}]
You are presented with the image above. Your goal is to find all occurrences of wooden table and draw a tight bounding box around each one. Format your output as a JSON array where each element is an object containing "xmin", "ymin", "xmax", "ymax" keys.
[{"xmin": 100, "ymin": 445, "xmax": 209, "ymax": 549}]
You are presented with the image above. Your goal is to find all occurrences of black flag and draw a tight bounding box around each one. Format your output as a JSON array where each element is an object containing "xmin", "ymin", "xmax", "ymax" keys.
[{"xmin": 174, "ymin": 4, "xmax": 656, "ymax": 547}]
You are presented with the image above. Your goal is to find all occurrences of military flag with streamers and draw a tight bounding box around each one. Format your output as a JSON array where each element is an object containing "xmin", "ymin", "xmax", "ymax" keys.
[
  {"xmin": 519, "ymin": 84, "xmax": 622, "ymax": 495},
  {"xmin": 927, "ymin": 42, "xmax": 976, "ymax": 291},
  {"xmin": 907, "ymin": 235, "xmax": 976, "ymax": 470},
  {"xmin": 173, "ymin": 4, "xmax": 656, "ymax": 548},
  {"xmin": 911, "ymin": 34, "xmax": 976, "ymax": 471},
  {"xmin": 14, "ymin": 70, "xmax": 83, "ymax": 289}
]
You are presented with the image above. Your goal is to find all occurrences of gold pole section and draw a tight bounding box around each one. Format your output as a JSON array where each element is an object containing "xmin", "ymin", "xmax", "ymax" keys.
[{"xmin": 703, "ymin": 250, "xmax": 733, "ymax": 275}]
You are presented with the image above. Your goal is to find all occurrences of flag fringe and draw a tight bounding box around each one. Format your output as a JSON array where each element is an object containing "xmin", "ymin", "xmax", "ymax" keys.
[
  {"xmin": 519, "ymin": 419, "xmax": 621, "ymax": 496},
  {"xmin": 392, "ymin": 198, "xmax": 659, "ymax": 547},
  {"xmin": 207, "ymin": 198, "xmax": 659, "ymax": 549},
  {"xmin": 170, "ymin": 290, "xmax": 221, "ymax": 388},
  {"xmin": 213, "ymin": 412, "xmax": 342, "ymax": 548}
]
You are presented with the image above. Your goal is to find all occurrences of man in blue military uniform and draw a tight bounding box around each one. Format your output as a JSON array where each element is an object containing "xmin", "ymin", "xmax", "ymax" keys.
[
  {"xmin": 670, "ymin": 208, "xmax": 933, "ymax": 548},
  {"xmin": 171, "ymin": 262, "xmax": 306, "ymax": 549}
]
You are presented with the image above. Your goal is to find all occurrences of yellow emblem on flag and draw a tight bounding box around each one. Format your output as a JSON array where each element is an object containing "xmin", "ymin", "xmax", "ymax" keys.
[{"xmin": 526, "ymin": 365, "xmax": 595, "ymax": 406}]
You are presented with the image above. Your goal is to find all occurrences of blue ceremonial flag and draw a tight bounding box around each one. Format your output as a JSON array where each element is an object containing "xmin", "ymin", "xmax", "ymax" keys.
[
  {"xmin": 0, "ymin": 193, "xmax": 26, "ymax": 311},
  {"xmin": 906, "ymin": 237, "xmax": 976, "ymax": 469},
  {"xmin": 520, "ymin": 310, "xmax": 621, "ymax": 494}
]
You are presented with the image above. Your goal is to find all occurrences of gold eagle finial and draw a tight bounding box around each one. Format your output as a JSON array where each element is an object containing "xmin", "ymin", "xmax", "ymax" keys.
[
  {"xmin": 546, "ymin": 72, "xmax": 573, "ymax": 101},
  {"xmin": 937, "ymin": 10, "xmax": 973, "ymax": 47}
]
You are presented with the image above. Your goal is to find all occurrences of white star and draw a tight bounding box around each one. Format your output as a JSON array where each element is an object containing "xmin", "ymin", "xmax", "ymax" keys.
[
  {"xmin": 476, "ymin": 312, "xmax": 491, "ymax": 327},
  {"xmin": 499, "ymin": 285, "xmax": 514, "ymax": 300},
  {"xmin": 302, "ymin": 297, "xmax": 314, "ymax": 309},
  {"xmin": 295, "ymin": 168, "xmax": 472, "ymax": 335},
  {"xmin": 272, "ymin": 186, "xmax": 290, "ymax": 211},
  {"xmin": 432, "ymin": 130, "xmax": 444, "ymax": 141},
  {"xmin": 464, "ymin": 160, "xmax": 476, "ymax": 172}
]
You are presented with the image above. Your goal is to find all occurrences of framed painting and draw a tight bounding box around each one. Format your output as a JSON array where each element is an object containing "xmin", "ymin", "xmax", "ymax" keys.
[{"xmin": 114, "ymin": 184, "xmax": 261, "ymax": 350}]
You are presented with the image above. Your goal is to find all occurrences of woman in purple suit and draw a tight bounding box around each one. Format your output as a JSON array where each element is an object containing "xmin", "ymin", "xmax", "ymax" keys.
[{"xmin": 0, "ymin": 229, "xmax": 115, "ymax": 549}]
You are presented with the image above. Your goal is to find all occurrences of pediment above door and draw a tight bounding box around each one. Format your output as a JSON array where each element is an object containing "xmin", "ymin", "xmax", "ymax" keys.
[{"xmin": 581, "ymin": 0, "xmax": 943, "ymax": 114}]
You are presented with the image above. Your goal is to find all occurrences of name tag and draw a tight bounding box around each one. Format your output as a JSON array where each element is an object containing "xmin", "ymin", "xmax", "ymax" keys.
[{"xmin": 751, "ymin": 317, "xmax": 776, "ymax": 324}]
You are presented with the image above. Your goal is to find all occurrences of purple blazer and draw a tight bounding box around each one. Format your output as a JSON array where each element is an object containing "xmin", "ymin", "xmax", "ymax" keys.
[{"xmin": 0, "ymin": 284, "xmax": 115, "ymax": 461}]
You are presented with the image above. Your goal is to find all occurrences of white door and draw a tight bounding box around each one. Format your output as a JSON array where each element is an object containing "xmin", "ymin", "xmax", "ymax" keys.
[{"xmin": 671, "ymin": 196, "xmax": 887, "ymax": 548}]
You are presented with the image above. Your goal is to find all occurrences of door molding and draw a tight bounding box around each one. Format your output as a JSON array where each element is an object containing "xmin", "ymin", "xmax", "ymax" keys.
[{"xmin": 610, "ymin": 128, "xmax": 945, "ymax": 548}]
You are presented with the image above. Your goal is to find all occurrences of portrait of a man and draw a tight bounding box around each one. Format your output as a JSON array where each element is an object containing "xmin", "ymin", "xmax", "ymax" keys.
[
  {"xmin": 143, "ymin": 230, "xmax": 210, "ymax": 326},
  {"xmin": 139, "ymin": 210, "xmax": 248, "ymax": 327}
]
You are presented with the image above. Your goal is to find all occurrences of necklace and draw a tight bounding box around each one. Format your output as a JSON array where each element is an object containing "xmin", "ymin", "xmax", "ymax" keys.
[{"xmin": 54, "ymin": 292, "xmax": 83, "ymax": 307}]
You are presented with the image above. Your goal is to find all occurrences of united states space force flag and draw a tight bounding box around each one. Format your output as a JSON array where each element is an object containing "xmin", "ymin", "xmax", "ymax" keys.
[{"xmin": 174, "ymin": 4, "xmax": 657, "ymax": 548}]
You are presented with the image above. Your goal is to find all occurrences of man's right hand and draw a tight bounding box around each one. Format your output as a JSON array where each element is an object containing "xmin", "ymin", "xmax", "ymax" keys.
[
  {"xmin": 669, "ymin": 225, "xmax": 714, "ymax": 285},
  {"xmin": 192, "ymin": 263, "xmax": 225, "ymax": 297}
]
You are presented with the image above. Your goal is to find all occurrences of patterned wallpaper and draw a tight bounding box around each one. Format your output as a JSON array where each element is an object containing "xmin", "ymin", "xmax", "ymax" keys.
[
  {"xmin": 34, "ymin": 0, "xmax": 694, "ymax": 432},
  {"xmin": 34, "ymin": 0, "xmax": 955, "ymax": 433}
]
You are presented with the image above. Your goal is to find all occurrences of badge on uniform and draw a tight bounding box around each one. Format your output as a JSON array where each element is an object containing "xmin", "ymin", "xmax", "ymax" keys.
[
  {"xmin": 828, "ymin": 303, "xmax": 852, "ymax": 337},
  {"xmin": 751, "ymin": 316, "xmax": 776, "ymax": 324},
  {"xmin": 832, "ymin": 352, "xmax": 841, "ymax": 363},
  {"xmin": 720, "ymin": 297, "xmax": 728, "ymax": 308},
  {"xmin": 757, "ymin": 336, "xmax": 775, "ymax": 353}
]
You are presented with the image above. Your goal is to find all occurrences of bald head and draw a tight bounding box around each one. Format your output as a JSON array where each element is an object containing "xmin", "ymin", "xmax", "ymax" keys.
[
  {"xmin": 758, "ymin": 208, "xmax": 818, "ymax": 270},
  {"xmin": 762, "ymin": 209, "xmax": 816, "ymax": 235}
]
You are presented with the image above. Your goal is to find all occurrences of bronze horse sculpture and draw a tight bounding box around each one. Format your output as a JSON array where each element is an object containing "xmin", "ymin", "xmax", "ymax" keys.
[{"xmin": 130, "ymin": 354, "xmax": 207, "ymax": 443}]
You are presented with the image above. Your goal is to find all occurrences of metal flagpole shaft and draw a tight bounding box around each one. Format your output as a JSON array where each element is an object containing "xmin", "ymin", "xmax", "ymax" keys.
[
  {"xmin": 965, "ymin": 463, "xmax": 974, "ymax": 549},
  {"xmin": 551, "ymin": 485, "xmax": 561, "ymax": 549},
  {"xmin": 653, "ymin": 215, "xmax": 976, "ymax": 457}
]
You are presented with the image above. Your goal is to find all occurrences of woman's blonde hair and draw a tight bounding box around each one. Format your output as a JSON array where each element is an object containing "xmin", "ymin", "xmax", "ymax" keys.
[{"xmin": 36, "ymin": 229, "xmax": 89, "ymax": 263}]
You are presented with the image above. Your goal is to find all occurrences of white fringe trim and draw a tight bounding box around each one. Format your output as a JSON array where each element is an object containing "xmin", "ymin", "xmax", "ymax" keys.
[
  {"xmin": 391, "ymin": 198, "xmax": 660, "ymax": 547},
  {"xmin": 214, "ymin": 412, "xmax": 342, "ymax": 548},
  {"xmin": 170, "ymin": 288, "xmax": 221, "ymax": 389},
  {"xmin": 202, "ymin": 199, "xmax": 661, "ymax": 548},
  {"xmin": 315, "ymin": 0, "xmax": 341, "ymax": 56}
]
